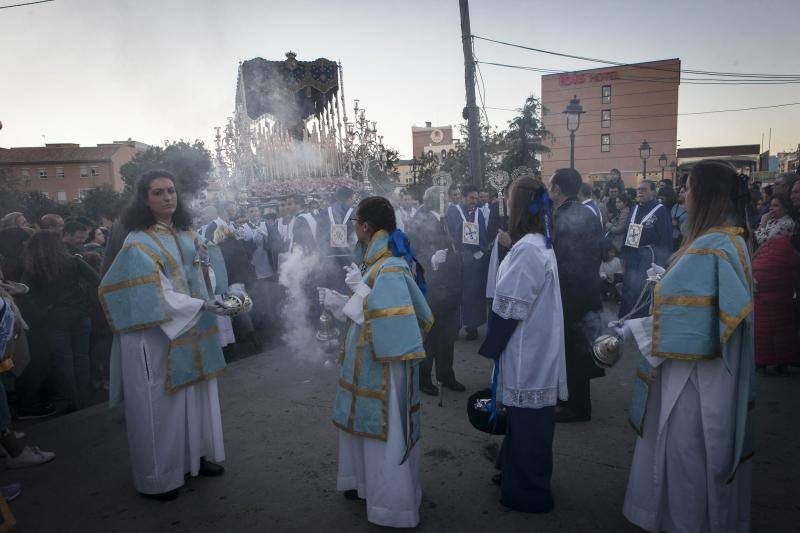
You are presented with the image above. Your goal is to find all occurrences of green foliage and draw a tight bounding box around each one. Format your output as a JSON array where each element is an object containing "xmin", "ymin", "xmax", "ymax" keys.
[
  {"xmin": 439, "ymin": 121, "xmax": 504, "ymax": 185},
  {"xmin": 80, "ymin": 184, "xmax": 124, "ymax": 222},
  {"xmin": 20, "ymin": 191, "xmax": 60, "ymax": 222},
  {"xmin": 499, "ymin": 94, "xmax": 550, "ymax": 174},
  {"xmin": 0, "ymin": 166, "xmax": 24, "ymax": 218},
  {"xmin": 404, "ymin": 152, "xmax": 440, "ymax": 200},
  {"xmin": 120, "ymin": 140, "xmax": 212, "ymax": 198}
]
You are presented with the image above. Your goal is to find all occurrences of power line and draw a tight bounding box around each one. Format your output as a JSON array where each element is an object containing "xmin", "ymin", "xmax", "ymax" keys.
[
  {"xmin": 569, "ymin": 127, "xmax": 676, "ymax": 139},
  {"xmin": 490, "ymin": 100, "xmax": 679, "ymax": 114},
  {"xmin": 472, "ymin": 34, "xmax": 800, "ymax": 80},
  {"xmin": 545, "ymin": 138, "xmax": 678, "ymax": 150},
  {"xmin": 545, "ymin": 88, "xmax": 680, "ymax": 105},
  {"xmin": 476, "ymin": 60, "xmax": 800, "ymax": 85},
  {"xmin": 473, "ymin": 51, "xmax": 491, "ymax": 125},
  {"xmin": 541, "ymin": 100, "xmax": 800, "ymax": 128},
  {"xmin": 0, "ymin": 0, "xmax": 55, "ymax": 9}
]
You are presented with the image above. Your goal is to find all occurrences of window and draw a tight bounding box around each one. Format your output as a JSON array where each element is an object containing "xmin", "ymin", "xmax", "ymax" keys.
[
  {"xmin": 41, "ymin": 191, "xmax": 50, "ymax": 199},
  {"xmin": 601, "ymin": 134, "xmax": 611, "ymax": 152},
  {"xmin": 21, "ymin": 168, "xmax": 30, "ymax": 179},
  {"xmin": 90, "ymin": 166, "xmax": 99, "ymax": 177},
  {"xmin": 602, "ymin": 85, "xmax": 611, "ymax": 104},
  {"xmin": 38, "ymin": 168, "xmax": 47, "ymax": 179},
  {"xmin": 78, "ymin": 188, "xmax": 92, "ymax": 200},
  {"xmin": 57, "ymin": 191, "xmax": 67, "ymax": 202},
  {"xmin": 56, "ymin": 167, "xmax": 65, "ymax": 179},
  {"xmin": 80, "ymin": 166, "xmax": 89, "ymax": 178},
  {"xmin": 601, "ymin": 109, "xmax": 611, "ymax": 128}
]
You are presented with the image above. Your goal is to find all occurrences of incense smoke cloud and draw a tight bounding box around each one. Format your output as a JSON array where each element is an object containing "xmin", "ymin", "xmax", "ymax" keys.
[{"xmin": 277, "ymin": 247, "xmax": 327, "ymax": 359}]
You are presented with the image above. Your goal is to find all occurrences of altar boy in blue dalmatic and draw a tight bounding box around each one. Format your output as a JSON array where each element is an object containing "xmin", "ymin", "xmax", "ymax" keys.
[
  {"xmin": 100, "ymin": 170, "xmax": 234, "ymax": 500},
  {"xmin": 322, "ymin": 197, "xmax": 433, "ymax": 528}
]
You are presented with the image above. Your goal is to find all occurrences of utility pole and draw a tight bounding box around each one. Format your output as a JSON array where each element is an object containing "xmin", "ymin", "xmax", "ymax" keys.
[{"xmin": 459, "ymin": 0, "xmax": 482, "ymax": 187}]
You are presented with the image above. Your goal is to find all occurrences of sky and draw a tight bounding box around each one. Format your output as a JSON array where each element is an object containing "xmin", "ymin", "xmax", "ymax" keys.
[{"xmin": 1, "ymin": 0, "xmax": 798, "ymax": 161}]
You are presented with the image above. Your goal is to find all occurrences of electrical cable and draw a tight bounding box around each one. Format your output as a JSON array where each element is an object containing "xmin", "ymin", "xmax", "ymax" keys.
[
  {"xmin": 488, "ymin": 100, "xmax": 679, "ymax": 114},
  {"xmin": 540, "ymin": 101, "xmax": 800, "ymax": 128},
  {"xmin": 477, "ymin": 60, "xmax": 800, "ymax": 85},
  {"xmin": 472, "ymin": 34, "xmax": 800, "ymax": 80},
  {"xmin": 0, "ymin": 0, "xmax": 54, "ymax": 9}
]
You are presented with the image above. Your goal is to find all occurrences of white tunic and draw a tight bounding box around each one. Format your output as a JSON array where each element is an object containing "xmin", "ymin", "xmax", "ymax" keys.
[
  {"xmin": 336, "ymin": 362, "xmax": 422, "ymax": 528},
  {"xmin": 493, "ymin": 233, "xmax": 568, "ymax": 408},
  {"xmin": 622, "ymin": 317, "xmax": 751, "ymax": 532},
  {"xmin": 119, "ymin": 274, "xmax": 225, "ymax": 494}
]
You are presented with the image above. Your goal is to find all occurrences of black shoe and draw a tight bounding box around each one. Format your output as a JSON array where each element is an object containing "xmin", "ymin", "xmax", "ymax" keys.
[
  {"xmin": 465, "ymin": 327, "xmax": 479, "ymax": 341},
  {"xmin": 343, "ymin": 489, "xmax": 364, "ymax": 500},
  {"xmin": 140, "ymin": 489, "xmax": 179, "ymax": 501},
  {"xmin": 554, "ymin": 406, "xmax": 591, "ymax": 423},
  {"xmin": 442, "ymin": 380, "xmax": 466, "ymax": 392},
  {"xmin": 198, "ymin": 458, "xmax": 225, "ymax": 477},
  {"xmin": 491, "ymin": 473, "xmax": 502, "ymax": 486},
  {"xmin": 420, "ymin": 383, "xmax": 439, "ymax": 396},
  {"xmin": 16, "ymin": 407, "xmax": 57, "ymax": 420}
]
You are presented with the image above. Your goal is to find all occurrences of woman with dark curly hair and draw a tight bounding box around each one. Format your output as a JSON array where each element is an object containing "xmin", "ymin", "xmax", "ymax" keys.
[
  {"xmin": 21, "ymin": 230, "xmax": 99, "ymax": 412},
  {"xmin": 99, "ymin": 169, "xmax": 234, "ymax": 501}
]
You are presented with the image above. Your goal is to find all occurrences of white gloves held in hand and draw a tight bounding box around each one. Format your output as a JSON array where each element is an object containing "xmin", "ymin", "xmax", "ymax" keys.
[
  {"xmin": 204, "ymin": 301, "xmax": 237, "ymax": 316},
  {"xmin": 607, "ymin": 320, "xmax": 625, "ymax": 340},
  {"xmin": 431, "ymin": 249, "xmax": 448, "ymax": 271},
  {"xmin": 646, "ymin": 263, "xmax": 666, "ymax": 282},
  {"xmin": 344, "ymin": 263, "xmax": 370, "ymax": 297},
  {"xmin": 318, "ymin": 288, "xmax": 347, "ymax": 320}
]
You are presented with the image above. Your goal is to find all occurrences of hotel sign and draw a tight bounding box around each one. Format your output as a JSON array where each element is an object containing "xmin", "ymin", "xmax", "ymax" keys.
[{"xmin": 559, "ymin": 71, "xmax": 619, "ymax": 86}]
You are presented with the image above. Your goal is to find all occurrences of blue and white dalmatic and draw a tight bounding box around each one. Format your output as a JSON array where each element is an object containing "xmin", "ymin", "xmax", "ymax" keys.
[
  {"xmin": 332, "ymin": 230, "xmax": 434, "ymax": 447},
  {"xmin": 99, "ymin": 224, "xmax": 228, "ymax": 403}
]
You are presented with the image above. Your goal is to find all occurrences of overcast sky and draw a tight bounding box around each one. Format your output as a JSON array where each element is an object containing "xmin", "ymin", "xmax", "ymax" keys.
[{"xmin": 1, "ymin": 0, "xmax": 798, "ymax": 160}]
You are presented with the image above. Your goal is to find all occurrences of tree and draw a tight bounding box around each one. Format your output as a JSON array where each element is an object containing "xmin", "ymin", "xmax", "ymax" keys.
[
  {"xmin": 121, "ymin": 140, "xmax": 212, "ymax": 198},
  {"xmin": 499, "ymin": 94, "xmax": 550, "ymax": 174},
  {"xmin": 404, "ymin": 152, "xmax": 441, "ymax": 200},
  {"xmin": 21, "ymin": 191, "xmax": 58, "ymax": 222},
  {"xmin": 440, "ymin": 121, "xmax": 505, "ymax": 185},
  {"xmin": 81, "ymin": 184, "xmax": 124, "ymax": 222},
  {"xmin": 0, "ymin": 167, "xmax": 23, "ymax": 218}
]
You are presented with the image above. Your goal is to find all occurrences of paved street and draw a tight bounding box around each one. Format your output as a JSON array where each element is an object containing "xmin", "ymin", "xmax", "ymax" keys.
[{"xmin": 7, "ymin": 316, "xmax": 800, "ymax": 532}]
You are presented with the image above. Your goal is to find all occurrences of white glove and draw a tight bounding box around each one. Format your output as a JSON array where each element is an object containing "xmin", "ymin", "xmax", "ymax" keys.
[
  {"xmin": 318, "ymin": 288, "xmax": 347, "ymax": 320},
  {"xmin": 431, "ymin": 249, "xmax": 448, "ymax": 271},
  {"xmin": 204, "ymin": 301, "xmax": 237, "ymax": 316},
  {"xmin": 344, "ymin": 263, "xmax": 370, "ymax": 297},
  {"xmin": 646, "ymin": 263, "xmax": 666, "ymax": 282},
  {"xmin": 607, "ymin": 320, "xmax": 624, "ymax": 340}
]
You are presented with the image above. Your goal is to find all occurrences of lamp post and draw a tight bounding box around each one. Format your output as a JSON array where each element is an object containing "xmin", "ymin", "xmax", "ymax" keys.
[
  {"xmin": 563, "ymin": 95, "xmax": 585, "ymax": 170},
  {"xmin": 668, "ymin": 160, "xmax": 677, "ymax": 184},
  {"xmin": 658, "ymin": 153, "xmax": 668, "ymax": 181},
  {"xmin": 639, "ymin": 140, "xmax": 652, "ymax": 181}
]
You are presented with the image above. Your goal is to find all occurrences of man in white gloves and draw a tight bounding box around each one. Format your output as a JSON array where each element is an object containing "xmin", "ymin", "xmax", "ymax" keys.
[{"xmin": 407, "ymin": 185, "xmax": 465, "ymax": 395}]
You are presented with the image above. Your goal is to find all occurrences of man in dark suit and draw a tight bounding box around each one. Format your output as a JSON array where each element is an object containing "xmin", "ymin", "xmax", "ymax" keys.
[
  {"xmin": 549, "ymin": 168, "xmax": 604, "ymax": 422},
  {"xmin": 408, "ymin": 186, "xmax": 464, "ymax": 394}
]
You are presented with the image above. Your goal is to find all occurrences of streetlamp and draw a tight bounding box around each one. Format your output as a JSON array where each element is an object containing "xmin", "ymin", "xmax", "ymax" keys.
[
  {"xmin": 563, "ymin": 95, "xmax": 585, "ymax": 170},
  {"xmin": 639, "ymin": 140, "xmax": 652, "ymax": 181},
  {"xmin": 668, "ymin": 160, "xmax": 677, "ymax": 184},
  {"xmin": 658, "ymin": 153, "xmax": 668, "ymax": 181}
]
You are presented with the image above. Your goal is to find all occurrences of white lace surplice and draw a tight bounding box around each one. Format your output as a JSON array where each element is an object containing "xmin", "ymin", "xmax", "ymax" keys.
[{"xmin": 493, "ymin": 233, "xmax": 568, "ymax": 408}]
